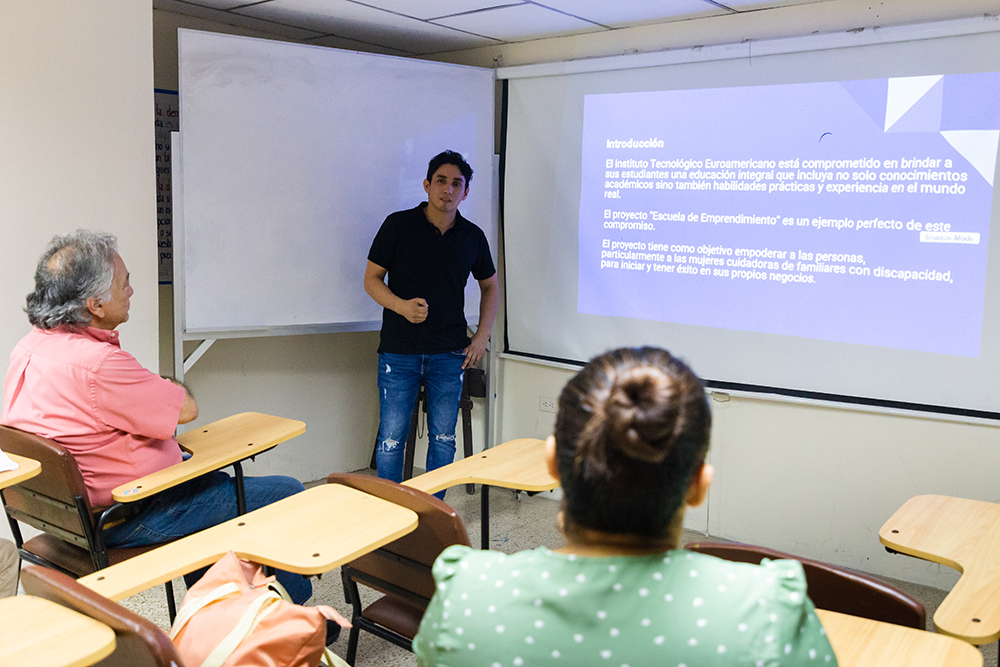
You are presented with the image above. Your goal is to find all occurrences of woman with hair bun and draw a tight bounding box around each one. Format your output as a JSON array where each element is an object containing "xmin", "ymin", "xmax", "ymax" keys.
[{"xmin": 414, "ymin": 347, "xmax": 836, "ymax": 666}]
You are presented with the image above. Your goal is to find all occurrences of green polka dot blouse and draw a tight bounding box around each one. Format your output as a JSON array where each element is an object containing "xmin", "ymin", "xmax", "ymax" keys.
[{"xmin": 413, "ymin": 546, "xmax": 837, "ymax": 666}]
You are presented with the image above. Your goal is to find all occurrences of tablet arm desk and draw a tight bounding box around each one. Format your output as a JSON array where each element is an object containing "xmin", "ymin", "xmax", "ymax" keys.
[
  {"xmin": 111, "ymin": 411, "xmax": 305, "ymax": 514},
  {"xmin": 404, "ymin": 438, "xmax": 559, "ymax": 549}
]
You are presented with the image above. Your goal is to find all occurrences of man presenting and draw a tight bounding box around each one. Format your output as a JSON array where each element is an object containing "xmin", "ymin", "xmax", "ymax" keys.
[
  {"xmin": 365, "ymin": 151, "xmax": 498, "ymax": 495},
  {"xmin": 1, "ymin": 230, "xmax": 312, "ymax": 603}
]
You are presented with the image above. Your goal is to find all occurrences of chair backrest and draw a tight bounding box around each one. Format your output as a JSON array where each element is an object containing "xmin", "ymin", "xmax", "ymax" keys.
[
  {"xmin": 0, "ymin": 425, "xmax": 95, "ymax": 551},
  {"xmin": 327, "ymin": 472, "xmax": 471, "ymax": 600},
  {"xmin": 685, "ymin": 541, "xmax": 926, "ymax": 629},
  {"xmin": 21, "ymin": 565, "xmax": 185, "ymax": 667},
  {"xmin": 463, "ymin": 367, "xmax": 487, "ymax": 399}
]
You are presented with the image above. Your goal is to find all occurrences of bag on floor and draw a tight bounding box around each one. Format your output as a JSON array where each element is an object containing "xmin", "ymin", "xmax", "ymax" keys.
[{"xmin": 169, "ymin": 550, "xmax": 350, "ymax": 667}]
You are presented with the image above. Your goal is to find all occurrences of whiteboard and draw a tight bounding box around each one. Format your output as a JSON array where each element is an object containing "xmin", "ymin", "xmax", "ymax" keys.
[{"xmin": 177, "ymin": 29, "xmax": 495, "ymax": 337}]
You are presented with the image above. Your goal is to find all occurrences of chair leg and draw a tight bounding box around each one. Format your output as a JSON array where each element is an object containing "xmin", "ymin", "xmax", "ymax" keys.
[
  {"xmin": 481, "ymin": 485, "xmax": 490, "ymax": 550},
  {"xmin": 346, "ymin": 625, "xmax": 361, "ymax": 665},
  {"xmin": 462, "ymin": 396, "xmax": 475, "ymax": 495},
  {"xmin": 341, "ymin": 567, "xmax": 365, "ymax": 664},
  {"xmin": 165, "ymin": 580, "xmax": 177, "ymax": 623},
  {"xmin": 232, "ymin": 461, "xmax": 247, "ymax": 515},
  {"xmin": 13, "ymin": 567, "xmax": 21, "ymax": 598}
]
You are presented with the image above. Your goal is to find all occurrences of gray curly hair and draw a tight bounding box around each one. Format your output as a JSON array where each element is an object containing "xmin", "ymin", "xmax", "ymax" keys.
[{"xmin": 26, "ymin": 230, "xmax": 118, "ymax": 330}]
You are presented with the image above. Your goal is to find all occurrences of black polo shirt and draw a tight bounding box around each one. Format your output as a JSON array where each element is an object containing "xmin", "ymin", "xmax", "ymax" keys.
[{"xmin": 368, "ymin": 203, "xmax": 496, "ymax": 354}]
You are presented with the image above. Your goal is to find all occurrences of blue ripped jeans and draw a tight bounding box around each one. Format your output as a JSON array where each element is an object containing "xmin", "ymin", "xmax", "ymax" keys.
[{"xmin": 376, "ymin": 351, "xmax": 465, "ymax": 498}]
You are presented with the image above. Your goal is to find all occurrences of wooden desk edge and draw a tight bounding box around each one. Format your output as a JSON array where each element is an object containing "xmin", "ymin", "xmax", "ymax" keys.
[
  {"xmin": 110, "ymin": 415, "xmax": 306, "ymax": 502},
  {"xmin": 176, "ymin": 416, "xmax": 307, "ymax": 449},
  {"xmin": 79, "ymin": 501, "xmax": 419, "ymax": 601},
  {"xmin": 109, "ymin": 446, "xmax": 280, "ymax": 502},
  {"xmin": 933, "ymin": 621, "xmax": 1000, "ymax": 647},
  {"xmin": 403, "ymin": 438, "xmax": 558, "ymax": 495},
  {"xmin": 878, "ymin": 496, "xmax": 967, "ymax": 574},
  {"xmin": 816, "ymin": 609, "xmax": 984, "ymax": 667},
  {"xmin": 405, "ymin": 473, "xmax": 558, "ymax": 495},
  {"xmin": 73, "ymin": 624, "xmax": 118, "ymax": 667},
  {"xmin": 0, "ymin": 596, "xmax": 117, "ymax": 667},
  {"xmin": 0, "ymin": 454, "xmax": 42, "ymax": 489},
  {"xmin": 878, "ymin": 532, "xmax": 964, "ymax": 571},
  {"xmin": 878, "ymin": 505, "xmax": 992, "ymax": 643}
]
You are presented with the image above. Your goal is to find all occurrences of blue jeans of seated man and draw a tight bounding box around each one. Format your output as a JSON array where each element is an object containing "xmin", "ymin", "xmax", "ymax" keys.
[
  {"xmin": 101, "ymin": 471, "xmax": 312, "ymax": 604},
  {"xmin": 376, "ymin": 351, "xmax": 465, "ymax": 499}
]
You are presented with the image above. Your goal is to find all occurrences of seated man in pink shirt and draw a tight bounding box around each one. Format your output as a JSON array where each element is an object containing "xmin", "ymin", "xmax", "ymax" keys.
[{"xmin": 1, "ymin": 230, "xmax": 311, "ymax": 603}]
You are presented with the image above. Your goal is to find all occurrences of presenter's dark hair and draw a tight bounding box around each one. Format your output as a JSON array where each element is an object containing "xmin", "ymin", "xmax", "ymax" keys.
[
  {"xmin": 554, "ymin": 347, "xmax": 711, "ymax": 538},
  {"xmin": 26, "ymin": 230, "xmax": 118, "ymax": 330},
  {"xmin": 427, "ymin": 150, "xmax": 473, "ymax": 187}
]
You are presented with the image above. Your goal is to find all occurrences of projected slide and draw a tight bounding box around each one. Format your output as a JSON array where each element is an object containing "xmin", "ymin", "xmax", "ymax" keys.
[{"xmin": 578, "ymin": 73, "xmax": 1000, "ymax": 357}]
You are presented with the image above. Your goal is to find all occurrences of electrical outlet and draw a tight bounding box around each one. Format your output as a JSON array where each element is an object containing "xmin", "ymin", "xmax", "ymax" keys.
[{"xmin": 539, "ymin": 396, "xmax": 557, "ymax": 413}]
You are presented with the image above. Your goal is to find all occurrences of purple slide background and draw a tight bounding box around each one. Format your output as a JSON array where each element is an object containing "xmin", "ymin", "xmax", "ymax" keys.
[{"xmin": 578, "ymin": 74, "xmax": 1000, "ymax": 357}]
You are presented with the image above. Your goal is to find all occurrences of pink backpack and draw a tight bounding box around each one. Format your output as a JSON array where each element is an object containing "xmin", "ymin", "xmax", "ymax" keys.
[{"xmin": 169, "ymin": 551, "xmax": 350, "ymax": 667}]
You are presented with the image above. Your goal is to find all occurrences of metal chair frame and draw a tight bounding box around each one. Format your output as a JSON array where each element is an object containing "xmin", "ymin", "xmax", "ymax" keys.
[
  {"xmin": 0, "ymin": 425, "xmax": 179, "ymax": 618},
  {"xmin": 328, "ymin": 472, "xmax": 471, "ymax": 664}
]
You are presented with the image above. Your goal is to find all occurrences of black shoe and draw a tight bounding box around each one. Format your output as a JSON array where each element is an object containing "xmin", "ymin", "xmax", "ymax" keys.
[{"xmin": 325, "ymin": 619, "xmax": 342, "ymax": 646}]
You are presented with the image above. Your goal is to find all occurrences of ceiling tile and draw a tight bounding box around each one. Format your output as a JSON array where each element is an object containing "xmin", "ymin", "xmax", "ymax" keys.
[
  {"xmin": 715, "ymin": 0, "xmax": 829, "ymax": 9},
  {"xmin": 235, "ymin": 0, "xmax": 498, "ymax": 53},
  {"xmin": 153, "ymin": 0, "xmax": 326, "ymax": 39},
  {"xmin": 432, "ymin": 3, "xmax": 605, "ymax": 41},
  {"xmin": 165, "ymin": 0, "xmax": 245, "ymax": 9},
  {"xmin": 532, "ymin": 0, "xmax": 726, "ymax": 27},
  {"xmin": 306, "ymin": 33, "xmax": 412, "ymax": 57},
  {"xmin": 353, "ymin": 0, "xmax": 526, "ymax": 22}
]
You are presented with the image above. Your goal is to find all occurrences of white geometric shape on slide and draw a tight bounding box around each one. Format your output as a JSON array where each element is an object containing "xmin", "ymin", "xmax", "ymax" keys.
[
  {"xmin": 941, "ymin": 130, "xmax": 1000, "ymax": 187},
  {"xmin": 884, "ymin": 75, "xmax": 943, "ymax": 132}
]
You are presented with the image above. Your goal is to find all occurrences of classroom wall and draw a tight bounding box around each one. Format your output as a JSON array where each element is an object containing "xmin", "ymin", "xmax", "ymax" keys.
[
  {"xmin": 497, "ymin": 357, "xmax": 1000, "ymax": 589},
  {"xmin": 0, "ymin": 1, "xmax": 157, "ymax": 542}
]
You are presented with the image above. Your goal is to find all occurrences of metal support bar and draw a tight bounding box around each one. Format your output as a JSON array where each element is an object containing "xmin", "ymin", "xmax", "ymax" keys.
[
  {"xmin": 233, "ymin": 462, "xmax": 247, "ymax": 515},
  {"xmin": 165, "ymin": 582, "xmax": 177, "ymax": 622},
  {"xmin": 481, "ymin": 485, "xmax": 490, "ymax": 550},
  {"xmin": 182, "ymin": 338, "xmax": 216, "ymax": 374}
]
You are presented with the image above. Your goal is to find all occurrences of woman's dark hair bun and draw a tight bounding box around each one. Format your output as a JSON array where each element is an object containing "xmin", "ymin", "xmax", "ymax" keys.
[
  {"xmin": 554, "ymin": 346, "xmax": 710, "ymax": 538},
  {"xmin": 603, "ymin": 366, "xmax": 679, "ymax": 464}
]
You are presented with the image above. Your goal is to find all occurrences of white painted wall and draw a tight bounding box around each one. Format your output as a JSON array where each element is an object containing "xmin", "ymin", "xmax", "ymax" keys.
[
  {"xmin": 0, "ymin": 2, "xmax": 157, "ymax": 366},
  {"xmin": 0, "ymin": 1, "xmax": 156, "ymax": 542},
  {"xmin": 498, "ymin": 350, "xmax": 998, "ymax": 589}
]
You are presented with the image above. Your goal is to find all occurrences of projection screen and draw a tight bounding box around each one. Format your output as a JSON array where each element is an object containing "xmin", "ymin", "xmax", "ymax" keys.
[{"xmin": 501, "ymin": 20, "xmax": 1000, "ymax": 417}]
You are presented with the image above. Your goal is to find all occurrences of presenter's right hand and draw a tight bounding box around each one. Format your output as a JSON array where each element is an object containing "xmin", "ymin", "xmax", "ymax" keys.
[{"xmin": 401, "ymin": 298, "xmax": 429, "ymax": 324}]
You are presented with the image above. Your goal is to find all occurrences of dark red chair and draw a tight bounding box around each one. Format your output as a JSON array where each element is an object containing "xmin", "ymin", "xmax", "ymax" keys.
[
  {"xmin": 327, "ymin": 472, "xmax": 471, "ymax": 664},
  {"xmin": 685, "ymin": 541, "xmax": 925, "ymax": 629},
  {"xmin": 22, "ymin": 564, "xmax": 186, "ymax": 667},
  {"xmin": 0, "ymin": 425, "xmax": 178, "ymax": 617}
]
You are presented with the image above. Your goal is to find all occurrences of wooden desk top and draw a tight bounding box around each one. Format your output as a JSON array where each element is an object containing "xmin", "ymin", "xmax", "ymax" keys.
[
  {"xmin": 0, "ymin": 453, "xmax": 41, "ymax": 490},
  {"xmin": 80, "ymin": 484, "xmax": 418, "ymax": 601},
  {"xmin": 111, "ymin": 412, "xmax": 305, "ymax": 502},
  {"xmin": 0, "ymin": 595, "xmax": 116, "ymax": 667},
  {"xmin": 880, "ymin": 494, "xmax": 1000, "ymax": 644},
  {"xmin": 404, "ymin": 438, "xmax": 559, "ymax": 495},
  {"xmin": 818, "ymin": 609, "xmax": 981, "ymax": 667}
]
